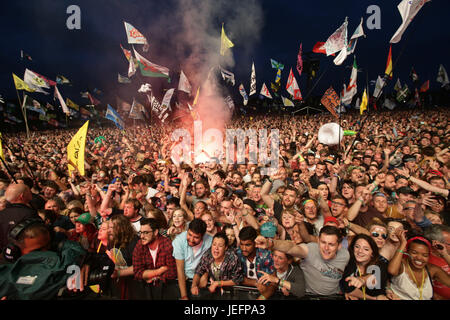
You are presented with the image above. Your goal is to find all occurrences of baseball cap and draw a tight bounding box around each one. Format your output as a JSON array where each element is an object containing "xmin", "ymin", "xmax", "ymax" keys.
[
  {"xmin": 324, "ymin": 216, "xmax": 339, "ymax": 226},
  {"xmin": 76, "ymin": 212, "xmax": 92, "ymax": 225}
]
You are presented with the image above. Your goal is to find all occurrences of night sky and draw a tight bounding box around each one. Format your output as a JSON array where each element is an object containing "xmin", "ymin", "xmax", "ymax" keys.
[{"xmin": 1, "ymin": 0, "xmax": 449, "ymax": 111}]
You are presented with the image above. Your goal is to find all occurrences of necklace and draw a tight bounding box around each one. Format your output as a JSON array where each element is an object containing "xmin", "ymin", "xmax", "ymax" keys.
[
  {"xmin": 406, "ymin": 261, "xmax": 425, "ymax": 300},
  {"xmin": 357, "ymin": 266, "xmax": 366, "ymax": 300}
]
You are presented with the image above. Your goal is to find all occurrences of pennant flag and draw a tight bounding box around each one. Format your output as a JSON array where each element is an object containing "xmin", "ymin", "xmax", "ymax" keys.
[
  {"xmin": 320, "ymin": 86, "xmax": 340, "ymax": 119},
  {"xmin": 347, "ymin": 17, "xmax": 365, "ymax": 55},
  {"xmin": 129, "ymin": 99, "xmax": 145, "ymax": 120},
  {"xmin": 419, "ymin": 80, "xmax": 429, "ymax": 93},
  {"xmin": 341, "ymin": 56, "xmax": 358, "ymax": 105},
  {"xmin": 390, "ymin": 0, "xmax": 431, "ymax": 44},
  {"xmin": 239, "ymin": 84, "xmax": 249, "ymax": 106},
  {"xmin": 12, "ymin": 73, "xmax": 35, "ymax": 92},
  {"xmin": 383, "ymin": 98, "xmax": 397, "ymax": 110},
  {"xmin": 118, "ymin": 73, "xmax": 131, "ymax": 84},
  {"xmin": 270, "ymin": 59, "xmax": 284, "ymax": 70},
  {"xmin": 260, "ymin": 83, "xmax": 272, "ymax": 99},
  {"xmin": 24, "ymin": 69, "xmax": 51, "ymax": 89},
  {"xmin": 360, "ymin": 89, "xmax": 368, "ymax": 115},
  {"xmin": 87, "ymin": 92, "xmax": 101, "ymax": 106},
  {"xmin": 67, "ymin": 121, "xmax": 89, "ymax": 176},
  {"xmin": 394, "ymin": 78, "xmax": 402, "ymax": 92},
  {"xmin": 385, "ymin": 45, "xmax": 393, "ymax": 79},
  {"xmin": 128, "ymin": 56, "xmax": 137, "ymax": 78},
  {"xmin": 138, "ymin": 83, "xmax": 152, "ymax": 94},
  {"xmin": 281, "ymin": 96, "xmax": 295, "ymax": 107},
  {"xmin": 133, "ymin": 48, "xmax": 170, "ymax": 81},
  {"xmin": 124, "ymin": 21, "xmax": 149, "ymax": 51},
  {"xmin": 105, "ymin": 105, "xmax": 124, "ymax": 130},
  {"xmin": 116, "ymin": 96, "xmax": 132, "ymax": 112},
  {"xmin": 436, "ymin": 64, "xmax": 449, "ymax": 87},
  {"xmin": 178, "ymin": 70, "xmax": 192, "ymax": 94},
  {"xmin": 296, "ymin": 43, "xmax": 303, "ymax": 76},
  {"xmin": 56, "ymin": 75, "xmax": 71, "ymax": 85},
  {"xmin": 396, "ymin": 83, "xmax": 410, "ymax": 102},
  {"xmin": 373, "ymin": 76, "xmax": 386, "ymax": 99},
  {"xmin": 249, "ymin": 62, "xmax": 257, "ymax": 95},
  {"xmin": 20, "ymin": 50, "xmax": 32, "ymax": 61},
  {"xmin": 220, "ymin": 67, "xmax": 235, "ymax": 86},
  {"xmin": 54, "ymin": 85, "xmax": 70, "ymax": 114},
  {"xmin": 66, "ymin": 98, "xmax": 80, "ymax": 111},
  {"xmin": 324, "ymin": 17, "xmax": 348, "ymax": 56},
  {"xmin": 220, "ymin": 23, "xmax": 234, "ymax": 56},
  {"xmin": 410, "ymin": 67, "xmax": 419, "ymax": 83},
  {"xmin": 286, "ymin": 68, "xmax": 302, "ymax": 100}
]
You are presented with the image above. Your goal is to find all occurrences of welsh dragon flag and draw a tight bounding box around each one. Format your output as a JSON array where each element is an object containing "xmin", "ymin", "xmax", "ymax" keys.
[{"xmin": 133, "ymin": 48, "xmax": 170, "ymax": 82}]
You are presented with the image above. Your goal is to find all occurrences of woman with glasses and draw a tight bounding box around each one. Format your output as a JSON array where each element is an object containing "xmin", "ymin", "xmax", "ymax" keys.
[{"xmin": 340, "ymin": 234, "xmax": 389, "ymax": 300}]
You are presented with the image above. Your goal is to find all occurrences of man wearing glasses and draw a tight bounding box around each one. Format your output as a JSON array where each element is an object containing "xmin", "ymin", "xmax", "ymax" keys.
[
  {"xmin": 235, "ymin": 226, "xmax": 276, "ymax": 300},
  {"xmin": 132, "ymin": 218, "xmax": 177, "ymax": 299}
]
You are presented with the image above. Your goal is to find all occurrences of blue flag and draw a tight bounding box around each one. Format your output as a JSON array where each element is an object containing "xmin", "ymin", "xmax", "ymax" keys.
[{"xmin": 105, "ymin": 104, "xmax": 124, "ymax": 130}]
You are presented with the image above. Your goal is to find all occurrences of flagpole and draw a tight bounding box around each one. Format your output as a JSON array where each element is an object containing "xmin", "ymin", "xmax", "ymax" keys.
[{"xmin": 17, "ymin": 91, "xmax": 30, "ymax": 139}]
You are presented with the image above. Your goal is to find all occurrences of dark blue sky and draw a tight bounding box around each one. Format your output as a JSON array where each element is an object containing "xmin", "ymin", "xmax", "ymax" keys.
[{"xmin": 1, "ymin": 0, "xmax": 449, "ymax": 109}]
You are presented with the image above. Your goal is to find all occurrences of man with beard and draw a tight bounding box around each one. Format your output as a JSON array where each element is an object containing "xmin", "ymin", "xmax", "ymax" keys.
[
  {"xmin": 172, "ymin": 219, "xmax": 213, "ymax": 300},
  {"xmin": 347, "ymin": 184, "xmax": 385, "ymax": 228},
  {"xmin": 185, "ymin": 179, "xmax": 209, "ymax": 207}
]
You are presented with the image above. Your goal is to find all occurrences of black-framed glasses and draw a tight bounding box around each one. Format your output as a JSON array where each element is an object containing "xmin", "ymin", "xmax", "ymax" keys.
[
  {"xmin": 248, "ymin": 262, "xmax": 255, "ymax": 277},
  {"xmin": 138, "ymin": 230, "xmax": 153, "ymax": 237},
  {"xmin": 371, "ymin": 232, "xmax": 387, "ymax": 240},
  {"xmin": 331, "ymin": 200, "xmax": 346, "ymax": 207}
]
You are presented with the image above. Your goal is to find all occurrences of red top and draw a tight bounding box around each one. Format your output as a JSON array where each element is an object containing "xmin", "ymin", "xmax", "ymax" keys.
[{"xmin": 428, "ymin": 253, "xmax": 450, "ymax": 299}]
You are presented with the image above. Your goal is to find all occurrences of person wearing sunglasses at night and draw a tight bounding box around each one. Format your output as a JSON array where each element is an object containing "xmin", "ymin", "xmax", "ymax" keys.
[
  {"xmin": 340, "ymin": 234, "xmax": 389, "ymax": 300},
  {"xmin": 388, "ymin": 231, "xmax": 450, "ymax": 300}
]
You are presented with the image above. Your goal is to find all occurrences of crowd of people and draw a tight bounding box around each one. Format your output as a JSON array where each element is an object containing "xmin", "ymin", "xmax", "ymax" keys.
[{"xmin": 0, "ymin": 107, "xmax": 449, "ymax": 300}]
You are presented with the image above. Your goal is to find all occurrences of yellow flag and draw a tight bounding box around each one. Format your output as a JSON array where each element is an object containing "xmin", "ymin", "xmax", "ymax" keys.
[
  {"xmin": 67, "ymin": 121, "xmax": 89, "ymax": 176},
  {"xmin": 384, "ymin": 45, "xmax": 393, "ymax": 80},
  {"xmin": 220, "ymin": 24, "xmax": 234, "ymax": 56},
  {"xmin": 193, "ymin": 87, "xmax": 200, "ymax": 106},
  {"xmin": 0, "ymin": 133, "xmax": 4, "ymax": 161},
  {"xmin": 66, "ymin": 98, "xmax": 79, "ymax": 111},
  {"xmin": 360, "ymin": 89, "xmax": 368, "ymax": 115},
  {"xmin": 12, "ymin": 73, "xmax": 35, "ymax": 92}
]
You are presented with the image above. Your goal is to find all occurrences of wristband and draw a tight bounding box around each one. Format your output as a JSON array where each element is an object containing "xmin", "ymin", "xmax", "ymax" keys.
[
  {"xmin": 232, "ymin": 223, "xmax": 237, "ymax": 227},
  {"xmin": 180, "ymin": 295, "xmax": 188, "ymax": 300},
  {"xmin": 258, "ymin": 295, "xmax": 267, "ymax": 300}
]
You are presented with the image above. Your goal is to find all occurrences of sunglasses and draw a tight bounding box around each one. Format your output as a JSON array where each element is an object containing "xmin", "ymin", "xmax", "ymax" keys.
[{"xmin": 371, "ymin": 232, "xmax": 388, "ymax": 240}]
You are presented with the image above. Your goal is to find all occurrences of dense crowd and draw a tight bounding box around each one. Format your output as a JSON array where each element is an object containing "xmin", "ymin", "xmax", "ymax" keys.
[{"xmin": 0, "ymin": 107, "xmax": 449, "ymax": 300}]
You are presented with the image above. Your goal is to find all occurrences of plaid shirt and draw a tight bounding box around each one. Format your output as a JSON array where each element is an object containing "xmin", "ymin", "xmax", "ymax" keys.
[{"xmin": 132, "ymin": 234, "xmax": 177, "ymax": 283}]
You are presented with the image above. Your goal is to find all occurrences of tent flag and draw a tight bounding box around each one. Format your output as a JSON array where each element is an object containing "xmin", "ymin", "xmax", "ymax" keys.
[
  {"xmin": 260, "ymin": 83, "xmax": 272, "ymax": 99},
  {"xmin": 220, "ymin": 23, "xmax": 234, "ymax": 56},
  {"xmin": 390, "ymin": 0, "xmax": 431, "ymax": 44},
  {"xmin": 54, "ymin": 85, "xmax": 70, "ymax": 114},
  {"xmin": 239, "ymin": 84, "xmax": 249, "ymax": 106},
  {"xmin": 178, "ymin": 70, "xmax": 192, "ymax": 94},
  {"xmin": 124, "ymin": 21, "xmax": 149, "ymax": 51},
  {"xmin": 296, "ymin": 43, "xmax": 303, "ymax": 76},
  {"xmin": 436, "ymin": 64, "xmax": 449, "ymax": 87},
  {"xmin": 133, "ymin": 47, "xmax": 170, "ymax": 81},
  {"xmin": 281, "ymin": 96, "xmax": 295, "ymax": 107},
  {"xmin": 67, "ymin": 121, "xmax": 89, "ymax": 176},
  {"xmin": 105, "ymin": 104, "xmax": 124, "ymax": 130},
  {"xmin": 324, "ymin": 17, "xmax": 348, "ymax": 56},
  {"xmin": 320, "ymin": 86, "xmax": 340, "ymax": 119},
  {"xmin": 385, "ymin": 45, "xmax": 393, "ymax": 80},
  {"xmin": 360, "ymin": 88, "xmax": 368, "ymax": 115},
  {"xmin": 286, "ymin": 68, "xmax": 302, "ymax": 100},
  {"xmin": 249, "ymin": 62, "xmax": 257, "ymax": 95},
  {"xmin": 12, "ymin": 73, "xmax": 35, "ymax": 92}
]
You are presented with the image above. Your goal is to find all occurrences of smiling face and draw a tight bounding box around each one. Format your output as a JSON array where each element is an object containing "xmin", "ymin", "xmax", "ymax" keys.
[
  {"xmin": 319, "ymin": 233, "xmax": 340, "ymax": 261},
  {"xmin": 370, "ymin": 225, "xmax": 387, "ymax": 248},
  {"xmin": 353, "ymin": 238, "xmax": 373, "ymax": 265},
  {"xmin": 172, "ymin": 209, "xmax": 186, "ymax": 228},
  {"xmin": 407, "ymin": 242, "xmax": 430, "ymax": 270},
  {"xmin": 281, "ymin": 211, "xmax": 295, "ymax": 229}
]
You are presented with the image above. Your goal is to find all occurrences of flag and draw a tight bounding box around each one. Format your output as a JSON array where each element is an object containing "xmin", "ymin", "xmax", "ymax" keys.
[
  {"xmin": 394, "ymin": 78, "xmax": 402, "ymax": 92},
  {"xmin": 116, "ymin": 96, "xmax": 132, "ymax": 112},
  {"xmin": 124, "ymin": 21, "xmax": 149, "ymax": 51},
  {"xmin": 23, "ymin": 95, "xmax": 45, "ymax": 115},
  {"xmin": 281, "ymin": 96, "xmax": 295, "ymax": 107},
  {"xmin": 178, "ymin": 70, "xmax": 192, "ymax": 94},
  {"xmin": 12, "ymin": 74, "xmax": 35, "ymax": 92},
  {"xmin": 396, "ymin": 83, "xmax": 410, "ymax": 102},
  {"xmin": 383, "ymin": 98, "xmax": 397, "ymax": 110},
  {"xmin": 20, "ymin": 50, "xmax": 32, "ymax": 61},
  {"xmin": 54, "ymin": 85, "xmax": 70, "ymax": 114},
  {"xmin": 385, "ymin": 45, "xmax": 393, "ymax": 79},
  {"xmin": 360, "ymin": 89, "xmax": 368, "ymax": 115},
  {"xmin": 296, "ymin": 43, "xmax": 303, "ymax": 76},
  {"xmin": 341, "ymin": 56, "xmax": 358, "ymax": 105},
  {"xmin": 270, "ymin": 59, "xmax": 284, "ymax": 70},
  {"xmin": 249, "ymin": 62, "xmax": 256, "ymax": 95},
  {"xmin": 286, "ymin": 68, "xmax": 302, "ymax": 100},
  {"xmin": 56, "ymin": 75, "xmax": 71, "ymax": 85},
  {"xmin": 105, "ymin": 105, "xmax": 124, "ymax": 130},
  {"xmin": 220, "ymin": 68, "xmax": 235, "ymax": 86},
  {"xmin": 320, "ymin": 86, "xmax": 340, "ymax": 119},
  {"xmin": 128, "ymin": 55, "xmax": 137, "ymax": 78},
  {"xmin": 419, "ymin": 80, "xmax": 429, "ymax": 93},
  {"xmin": 260, "ymin": 83, "xmax": 272, "ymax": 99},
  {"xmin": 138, "ymin": 83, "xmax": 152, "ymax": 94},
  {"xmin": 24, "ymin": 69, "xmax": 50, "ymax": 89},
  {"xmin": 410, "ymin": 67, "xmax": 419, "ymax": 83},
  {"xmin": 80, "ymin": 91, "xmax": 89, "ymax": 98},
  {"xmin": 239, "ymin": 84, "xmax": 249, "ymax": 106},
  {"xmin": 120, "ymin": 44, "xmax": 133, "ymax": 61},
  {"xmin": 129, "ymin": 99, "xmax": 145, "ymax": 120},
  {"xmin": 274, "ymin": 69, "xmax": 282, "ymax": 84},
  {"xmin": 436, "ymin": 64, "xmax": 449, "ymax": 87},
  {"xmin": 87, "ymin": 92, "xmax": 101, "ymax": 106},
  {"xmin": 224, "ymin": 96, "xmax": 235, "ymax": 111},
  {"xmin": 118, "ymin": 73, "xmax": 131, "ymax": 83},
  {"xmin": 66, "ymin": 98, "xmax": 79, "ymax": 111},
  {"xmin": 390, "ymin": 0, "xmax": 431, "ymax": 44},
  {"xmin": 220, "ymin": 23, "xmax": 234, "ymax": 56},
  {"xmin": 373, "ymin": 76, "xmax": 386, "ymax": 99},
  {"xmin": 160, "ymin": 88, "xmax": 175, "ymax": 119},
  {"xmin": 67, "ymin": 121, "xmax": 89, "ymax": 176},
  {"xmin": 133, "ymin": 48, "xmax": 170, "ymax": 81},
  {"xmin": 333, "ymin": 23, "xmax": 348, "ymax": 66},
  {"xmin": 312, "ymin": 42, "xmax": 333, "ymax": 55},
  {"xmin": 324, "ymin": 17, "xmax": 348, "ymax": 56}
]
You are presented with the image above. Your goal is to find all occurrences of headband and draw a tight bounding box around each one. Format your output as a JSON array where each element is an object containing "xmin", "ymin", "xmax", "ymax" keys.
[
  {"xmin": 406, "ymin": 236, "xmax": 432, "ymax": 252},
  {"xmin": 302, "ymin": 199, "xmax": 315, "ymax": 206}
]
